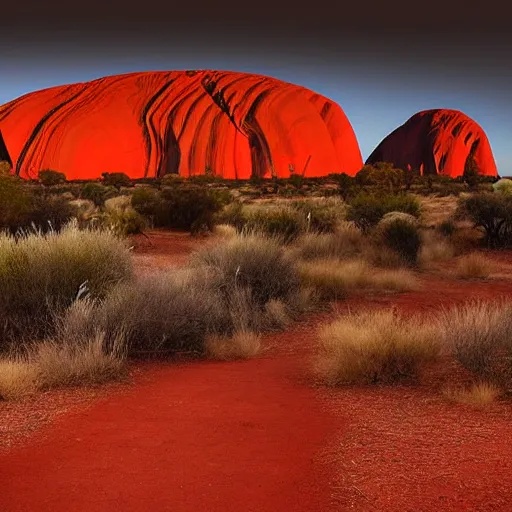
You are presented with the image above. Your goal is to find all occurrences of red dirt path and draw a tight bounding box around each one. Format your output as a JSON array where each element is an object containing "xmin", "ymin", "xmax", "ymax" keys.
[{"xmin": 2, "ymin": 232, "xmax": 512, "ymax": 511}]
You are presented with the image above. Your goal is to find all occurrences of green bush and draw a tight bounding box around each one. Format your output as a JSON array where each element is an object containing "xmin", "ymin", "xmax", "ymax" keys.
[
  {"xmin": 0, "ymin": 174, "xmax": 35, "ymax": 232},
  {"xmin": 27, "ymin": 194, "xmax": 79, "ymax": 232},
  {"xmin": 492, "ymin": 178, "xmax": 512, "ymax": 197},
  {"xmin": 81, "ymin": 182, "xmax": 117, "ymax": 207},
  {"xmin": 0, "ymin": 222, "xmax": 133, "ymax": 349},
  {"xmin": 246, "ymin": 206, "xmax": 307, "ymax": 243},
  {"xmin": 215, "ymin": 202, "xmax": 248, "ymax": 231},
  {"xmin": 347, "ymin": 193, "xmax": 420, "ymax": 232},
  {"xmin": 455, "ymin": 192, "xmax": 512, "ymax": 248},
  {"xmin": 101, "ymin": 172, "xmax": 132, "ymax": 190},
  {"xmin": 379, "ymin": 219, "xmax": 422, "ymax": 266},
  {"xmin": 38, "ymin": 169, "xmax": 67, "ymax": 187}
]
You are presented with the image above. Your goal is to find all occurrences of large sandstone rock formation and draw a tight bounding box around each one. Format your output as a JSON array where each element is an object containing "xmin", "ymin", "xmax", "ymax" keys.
[
  {"xmin": 0, "ymin": 130, "xmax": 11, "ymax": 170},
  {"xmin": 366, "ymin": 109, "xmax": 498, "ymax": 178},
  {"xmin": 0, "ymin": 71, "xmax": 363, "ymax": 180}
]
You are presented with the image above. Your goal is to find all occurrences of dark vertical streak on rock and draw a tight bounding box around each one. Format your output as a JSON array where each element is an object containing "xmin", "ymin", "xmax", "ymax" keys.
[
  {"xmin": 140, "ymin": 78, "xmax": 175, "ymax": 177},
  {"xmin": 0, "ymin": 130, "xmax": 12, "ymax": 166},
  {"xmin": 16, "ymin": 90, "xmax": 84, "ymax": 176}
]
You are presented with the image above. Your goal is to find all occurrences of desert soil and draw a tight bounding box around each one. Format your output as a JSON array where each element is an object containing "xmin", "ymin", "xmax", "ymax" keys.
[{"xmin": 2, "ymin": 230, "xmax": 512, "ymax": 511}]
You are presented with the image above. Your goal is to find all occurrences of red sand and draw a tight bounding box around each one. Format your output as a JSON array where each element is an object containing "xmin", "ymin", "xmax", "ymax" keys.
[{"xmin": 2, "ymin": 232, "xmax": 512, "ymax": 511}]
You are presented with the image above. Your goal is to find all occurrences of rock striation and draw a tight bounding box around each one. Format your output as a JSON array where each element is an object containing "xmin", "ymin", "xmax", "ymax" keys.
[
  {"xmin": 366, "ymin": 109, "xmax": 498, "ymax": 178},
  {"xmin": 0, "ymin": 71, "xmax": 363, "ymax": 180}
]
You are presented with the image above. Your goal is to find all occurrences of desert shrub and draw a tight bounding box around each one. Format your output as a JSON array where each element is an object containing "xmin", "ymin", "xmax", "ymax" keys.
[
  {"xmin": 101, "ymin": 172, "xmax": 132, "ymax": 190},
  {"xmin": 418, "ymin": 230, "xmax": 455, "ymax": 267},
  {"xmin": 190, "ymin": 232, "xmax": 302, "ymax": 308},
  {"xmin": 0, "ymin": 357, "xmax": 39, "ymax": 400},
  {"xmin": 205, "ymin": 331, "xmax": 262, "ymax": 361},
  {"xmin": 159, "ymin": 186, "xmax": 225, "ymax": 233},
  {"xmin": 160, "ymin": 173, "xmax": 186, "ymax": 187},
  {"xmin": 378, "ymin": 211, "xmax": 419, "ymax": 228},
  {"xmin": 38, "ymin": 169, "xmax": 66, "ymax": 187},
  {"xmin": 27, "ymin": 194, "xmax": 79, "ymax": 232},
  {"xmin": 291, "ymin": 199, "xmax": 343, "ymax": 233},
  {"xmin": 215, "ymin": 201, "xmax": 248, "ymax": 231},
  {"xmin": 443, "ymin": 382, "xmax": 501, "ymax": 406},
  {"xmin": 131, "ymin": 186, "xmax": 226, "ymax": 233},
  {"xmin": 0, "ymin": 222, "xmax": 133, "ymax": 349},
  {"xmin": 101, "ymin": 196, "xmax": 146, "ymax": 235},
  {"xmin": 454, "ymin": 252, "xmax": 494, "ymax": 279},
  {"xmin": 291, "ymin": 224, "xmax": 364, "ymax": 261},
  {"xmin": 81, "ymin": 182, "xmax": 117, "ymax": 207},
  {"xmin": 438, "ymin": 219, "xmax": 456, "ymax": 237},
  {"xmin": 298, "ymin": 259, "xmax": 418, "ymax": 300},
  {"xmin": 356, "ymin": 162, "xmax": 405, "ymax": 194},
  {"xmin": 315, "ymin": 309, "xmax": 440, "ymax": 385},
  {"xmin": 492, "ymin": 178, "xmax": 512, "ymax": 196},
  {"xmin": 328, "ymin": 172, "xmax": 358, "ymax": 200},
  {"xmin": 439, "ymin": 300, "xmax": 512, "ymax": 390},
  {"xmin": 379, "ymin": 219, "xmax": 422, "ymax": 266},
  {"xmin": 346, "ymin": 193, "xmax": 420, "ymax": 232},
  {"xmin": 455, "ymin": 192, "xmax": 512, "ymax": 248},
  {"xmin": 0, "ymin": 174, "xmax": 34, "ymax": 231},
  {"xmin": 245, "ymin": 206, "xmax": 307, "ymax": 242}
]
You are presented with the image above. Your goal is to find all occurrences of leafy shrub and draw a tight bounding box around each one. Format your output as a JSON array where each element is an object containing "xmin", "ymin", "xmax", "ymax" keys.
[
  {"xmin": 492, "ymin": 178, "xmax": 512, "ymax": 196},
  {"xmin": 346, "ymin": 193, "xmax": 420, "ymax": 232},
  {"xmin": 0, "ymin": 222, "xmax": 133, "ymax": 349},
  {"xmin": 101, "ymin": 172, "xmax": 132, "ymax": 190},
  {"xmin": 438, "ymin": 220, "xmax": 456, "ymax": 237},
  {"xmin": 291, "ymin": 199, "xmax": 343, "ymax": 233},
  {"xmin": 379, "ymin": 218, "xmax": 422, "ymax": 266},
  {"xmin": 38, "ymin": 169, "xmax": 66, "ymax": 187},
  {"xmin": 455, "ymin": 192, "xmax": 512, "ymax": 248},
  {"xmin": 81, "ymin": 182, "xmax": 117, "ymax": 207},
  {"xmin": 246, "ymin": 206, "xmax": 307, "ymax": 243},
  {"xmin": 356, "ymin": 162, "xmax": 405, "ymax": 193}
]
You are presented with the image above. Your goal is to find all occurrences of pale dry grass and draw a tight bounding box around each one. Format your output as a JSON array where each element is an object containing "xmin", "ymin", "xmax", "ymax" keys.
[
  {"xmin": 418, "ymin": 230, "xmax": 456, "ymax": 268},
  {"xmin": 34, "ymin": 333, "xmax": 127, "ymax": 390},
  {"xmin": 443, "ymin": 382, "xmax": 501, "ymax": 407},
  {"xmin": 438, "ymin": 300, "xmax": 512, "ymax": 389},
  {"xmin": 213, "ymin": 223, "xmax": 238, "ymax": 238},
  {"xmin": 419, "ymin": 195, "xmax": 459, "ymax": 228},
  {"xmin": 454, "ymin": 252, "xmax": 495, "ymax": 279},
  {"xmin": 315, "ymin": 309, "xmax": 440, "ymax": 385},
  {"xmin": 290, "ymin": 222, "xmax": 363, "ymax": 261},
  {"xmin": 298, "ymin": 259, "xmax": 419, "ymax": 299},
  {"xmin": 205, "ymin": 331, "xmax": 262, "ymax": 361},
  {"xmin": 0, "ymin": 358, "xmax": 39, "ymax": 400}
]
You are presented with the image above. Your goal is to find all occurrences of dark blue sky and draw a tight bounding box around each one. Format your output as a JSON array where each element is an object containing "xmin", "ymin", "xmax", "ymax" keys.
[{"xmin": 1, "ymin": 0, "xmax": 510, "ymax": 174}]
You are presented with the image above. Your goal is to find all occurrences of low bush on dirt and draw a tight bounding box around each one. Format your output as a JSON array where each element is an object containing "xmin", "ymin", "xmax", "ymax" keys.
[
  {"xmin": 439, "ymin": 300, "xmax": 512, "ymax": 390},
  {"xmin": 443, "ymin": 382, "xmax": 501, "ymax": 407},
  {"xmin": 190, "ymin": 232, "xmax": 302, "ymax": 308},
  {"xmin": 454, "ymin": 252, "xmax": 494, "ymax": 279},
  {"xmin": 80, "ymin": 182, "xmax": 118, "ymax": 207},
  {"xmin": 131, "ymin": 185, "xmax": 227, "ymax": 233},
  {"xmin": 291, "ymin": 198, "xmax": 344, "ymax": 233},
  {"xmin": 298, "ymin": 259, "xmax": 419, "ymax": 300},
  {"xmin": 101, "ymin": 172, "xmax": 132, "ymax": 190},
  {"xmin": 378, "ymin": 218, "xmax": 422, "ymax": 266},
  {"xmin": 205, "ymin": 331, "xmax": 262, "ymax": 361},
  {"xmin": 245, "ymin": 206, "xmax": 307, "ymax": 243},
  {"xmin": 314, "ymin": 309, "xmax": 440, "ymax": 385},
  {"xmin": 346, "ymin": 193, "xmax": 421, "ymax": 232},
  {"xmin": 0, "ymin": 222, "xmax": 133, "ymax": 350},
  {"xmin": 38, "ymin": 169, "xmax": 67, "ymax": 187},
  {"xmin": 290, "ymin": 223, "xmax": 364, "ymax": 261},
  {"xmin": 455, "ymin": 192, "xmax": 512, "ymax": 248}
]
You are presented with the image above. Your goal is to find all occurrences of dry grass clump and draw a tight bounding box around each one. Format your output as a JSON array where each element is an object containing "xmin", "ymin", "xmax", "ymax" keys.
[
  {"xmin": 33, "ymin": 332, "xmax": 127, "ymax": 390},
  {"xmin": 438, "ymin": 300, "xmax": 512, "ymax": 390},
  {"xmin": 213, "ymin": 223, "xmax": 238, "ymax": 238},
  {"xmin": 0, "ymin": 357, "xmax": 39, "ymax": 400},
  {"xmin": 205, "ymin": 331, "xmax": 262, "ymax": 361},
  {"xmin": 454, "ymin": 252, "xmax": 495, "ymax": 279},
  {"xmin": 0, "ymin": 331, "xmax": 127, "ymax": 401},
  {"xmin": 0, "ymin": 221, "xmax": 133, "ymax": 350},
  {"xmin": 443, "ymin": 382, "xmax": 501, "ymax": 407},
  {"xmin": 418, "ymin": 230, "xmax": 456, "ymax": 268},
  {"xmin": 298, "ymin": 259, "xmax": 419, "ymax": 299},
  {"xmin": 314, "ymin": 309, "xmax": 440, "ymax": 385},
  {"xmin": 290, "ymin": 222, "xmax": 363, "ymax": 261}
]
